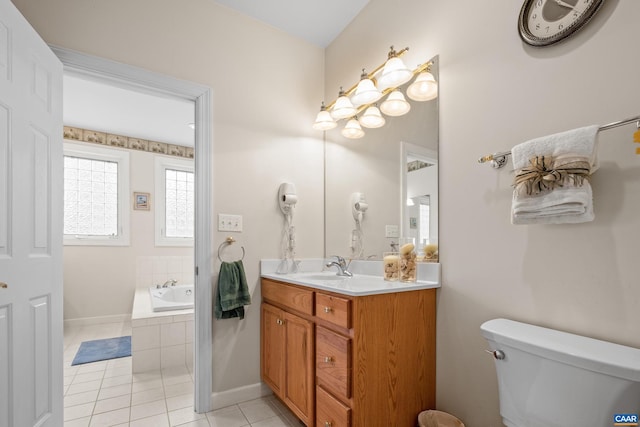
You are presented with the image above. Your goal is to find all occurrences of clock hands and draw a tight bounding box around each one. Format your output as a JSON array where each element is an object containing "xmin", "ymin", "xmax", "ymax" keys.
[
  {"xmin": 553, "ymin": 0, "xmax": 588, "ymax": 18},
  {"xmin": 554, "ymin": 0, "xmax": 576, "ymax": 9}
]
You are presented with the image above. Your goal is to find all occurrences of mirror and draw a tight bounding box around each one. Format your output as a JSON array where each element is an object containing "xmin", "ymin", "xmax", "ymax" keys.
[{"xmin": 324, "ymin": 55, "xmax": 439, "ymax": 259}]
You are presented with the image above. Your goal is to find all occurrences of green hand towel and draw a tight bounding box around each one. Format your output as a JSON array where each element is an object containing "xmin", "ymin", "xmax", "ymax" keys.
[{"xmin": 215, "ymin": 260, "xmax": 251, "ymax": 319}]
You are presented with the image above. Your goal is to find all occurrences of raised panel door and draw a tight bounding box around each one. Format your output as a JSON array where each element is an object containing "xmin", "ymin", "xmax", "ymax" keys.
[
  {"xmin": 284, "ymin": 311, "xmax": 314, "ymax": 425},
  {"xmin": 261, "ymin": 303, "xmax": 285, "ymax": 397}
]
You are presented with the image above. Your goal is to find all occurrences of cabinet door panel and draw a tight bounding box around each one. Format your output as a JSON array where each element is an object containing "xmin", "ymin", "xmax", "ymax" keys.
[
  {"xmin": 284, "ymin": 311, "xmax": 314, "ymax": 425},
  {"xmin": 261, "ymin": 304, "xmax": 285, "ymax": 396}
]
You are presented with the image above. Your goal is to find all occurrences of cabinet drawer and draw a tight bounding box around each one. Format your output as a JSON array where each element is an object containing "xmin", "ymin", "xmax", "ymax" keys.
[
  {"xmin": 316, "ymin": 326, "xmax": 351, "ymax": 399},
  {"xmin": 316, "ymin": 292, "xmax": 351, "ymax": 329},
  {"xmin": 262, "ymin": 279, "xmax": 314, "ymax": 315},
  {"xmin": 316, "ymin": 386, "xmax": 351, "ymax": 427}
]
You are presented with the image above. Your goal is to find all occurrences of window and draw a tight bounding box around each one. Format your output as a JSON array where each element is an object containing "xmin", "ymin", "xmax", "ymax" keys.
[
  {"xmin": 419, "ymin": 196, "xmax": 430, "ymax": 245},
  {"xmin": 155, "ymin": 156, "xmax": 194, "ymax": 246},
  {"xmin": 63, "ymin": 141, "xmax": 130, "ymax": 246}
]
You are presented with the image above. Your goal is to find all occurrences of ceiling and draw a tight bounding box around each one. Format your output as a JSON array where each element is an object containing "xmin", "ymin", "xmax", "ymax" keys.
[
  {"xmin": 63, "ymin": 74, "xmax": 196, "ymax": 147},
  {"xmin": 63, "ymin": 2, "xmax": 369, "ymax": 147},
  {"xmin": 214, "ymin": 0, "xmax": 369, "ymax": 48}
]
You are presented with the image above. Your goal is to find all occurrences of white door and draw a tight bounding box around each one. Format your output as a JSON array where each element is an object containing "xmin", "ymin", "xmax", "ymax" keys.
[{"xmin": 0, "ymin": 1, "xmax": 64, "ymax": 426}]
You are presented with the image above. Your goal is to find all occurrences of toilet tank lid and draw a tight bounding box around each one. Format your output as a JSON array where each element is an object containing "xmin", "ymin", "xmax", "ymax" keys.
[{"xmin": 481, "ymin": 318, "xmax": 640, "ymax": 382}]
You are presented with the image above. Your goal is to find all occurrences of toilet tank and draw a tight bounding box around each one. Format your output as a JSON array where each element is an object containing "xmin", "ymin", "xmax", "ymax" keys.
[{"xmin": 481, "ymin": 318, "xmax": 640, "ymax": 427}]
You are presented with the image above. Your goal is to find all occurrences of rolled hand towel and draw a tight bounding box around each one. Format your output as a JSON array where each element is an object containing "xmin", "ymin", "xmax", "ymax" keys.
[{"xmin": 511, "ymin": 125, "xmax": 599, "ymax": 225}]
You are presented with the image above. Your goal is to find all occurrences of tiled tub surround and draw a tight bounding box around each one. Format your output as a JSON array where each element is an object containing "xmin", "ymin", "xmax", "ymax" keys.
[
  {"xmin": 132, "ymin": 287, "xmax": 194, "ymax": 373},
  {"xmin": 133, "ymin": 256, "xmax": 195, "ymax": 373}
]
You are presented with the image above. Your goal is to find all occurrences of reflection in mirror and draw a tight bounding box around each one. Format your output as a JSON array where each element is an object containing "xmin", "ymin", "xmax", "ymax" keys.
[
  {"xmin": 324, "ymin": 56, "xmax": 439, "ymax": 260},
  {"xmin": 402, "ymin": 144, "xmax": 438, "ymax": 262}
]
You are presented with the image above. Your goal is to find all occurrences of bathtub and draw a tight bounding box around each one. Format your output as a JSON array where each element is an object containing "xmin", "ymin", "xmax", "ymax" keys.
[{"xmin": 148, "ymin": 284, "xmax": 194, "ymax": 312}]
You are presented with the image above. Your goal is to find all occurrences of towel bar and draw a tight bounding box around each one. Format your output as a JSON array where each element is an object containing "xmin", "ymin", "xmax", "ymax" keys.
[{"xmin": 478, "ymin": 115, "xmax": 640, "ymax": 169}]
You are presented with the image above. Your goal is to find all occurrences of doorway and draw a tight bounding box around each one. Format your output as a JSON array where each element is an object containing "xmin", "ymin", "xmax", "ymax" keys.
[{"xmin": 53, "ymin": 46, "xmax": 213, "ymax": 413}]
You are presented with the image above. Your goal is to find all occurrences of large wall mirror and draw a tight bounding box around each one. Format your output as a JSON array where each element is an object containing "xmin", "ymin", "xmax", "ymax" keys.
[{"xmin": 324, "ymin": 56, "xmax": 439, "ymax": 260}]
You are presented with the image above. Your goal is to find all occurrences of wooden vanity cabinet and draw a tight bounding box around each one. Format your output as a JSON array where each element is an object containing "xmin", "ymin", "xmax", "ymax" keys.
[
  {"xmin": 261, "ymin": 278, "xmax": 436, "ymax": 427},
  {"xmin": 261, "ymin": 282, "xmax": 315, "ymax": 426}
]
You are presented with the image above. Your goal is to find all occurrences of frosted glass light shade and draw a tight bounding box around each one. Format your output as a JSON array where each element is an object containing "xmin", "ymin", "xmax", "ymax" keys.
[
  {"xmin": 312, "ymin": 110, "xmax": 337, "ymax": 130},
  {"xmin": 331, "ymin": 95, "xmax": 357, "ymax": 119},
  {"xmin": 351, "ymin": 78, "xmax": 383, "ymax": 106},
  {"xmin": 341, "ymin": 118, "xmax": 365, "ymax": 139},
  {"xmin": 377, "ymin": 57, "xmax": 412, "ymax": 90},
  {"xmin": 407, "ymin": 71, "xmax": 438, "ymax": 101},
  {"xmin": 359, "ymin": 106, "xmax": 386, "ymax": 129},
  {"xmin": 380, "ymin": 90, "xmax": 411, "ymax": 117}
]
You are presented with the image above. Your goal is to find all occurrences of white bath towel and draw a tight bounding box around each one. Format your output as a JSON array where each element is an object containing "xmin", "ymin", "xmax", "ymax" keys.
[{"xmin": 511, "ymin": 125, "xmax": 599, "ymax": 225}]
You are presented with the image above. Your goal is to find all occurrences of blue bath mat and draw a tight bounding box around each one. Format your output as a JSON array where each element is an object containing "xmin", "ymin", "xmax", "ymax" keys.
[{"xmin": 71, "ymin": 336, "xmax": 131, "ymax": 366}]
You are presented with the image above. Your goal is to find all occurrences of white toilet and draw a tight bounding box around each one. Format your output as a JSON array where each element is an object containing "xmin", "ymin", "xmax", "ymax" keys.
[{"xmin": 481, "ymin": 318, "xmax": 640, "ymax": 427}]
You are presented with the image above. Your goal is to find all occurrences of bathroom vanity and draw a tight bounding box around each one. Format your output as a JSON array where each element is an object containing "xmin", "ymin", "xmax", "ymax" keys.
[{"xmin": 260, "ymin": 263, "xmax": 439, "ymax": 427}]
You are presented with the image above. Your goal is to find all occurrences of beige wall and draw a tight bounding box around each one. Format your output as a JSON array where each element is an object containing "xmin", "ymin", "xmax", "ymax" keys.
[
  {"xmin": 13, "ymin": 0, "xmax": 325, "ymax": 394},
  {"xmin": 63, "ymin": 146, "xmax": 193, "ymax": 320},
  {"xmin": 327, "ymin": 0, "xmax": 640, "ymax": 425}
]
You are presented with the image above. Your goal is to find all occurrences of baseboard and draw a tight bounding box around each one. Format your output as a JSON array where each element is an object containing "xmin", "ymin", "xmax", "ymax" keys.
[
  {"xmin": 210, "ymin": 382, "xmax": 273, "ymax": 411},
  {"xmin": 64, "ymin": 314, "xmax": 132, "ymax": 328}
]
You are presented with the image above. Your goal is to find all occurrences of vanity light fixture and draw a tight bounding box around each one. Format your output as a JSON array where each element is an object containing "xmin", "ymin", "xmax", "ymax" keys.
[
  {"xmin": 376, "ymin": 47, "xmax": 413, "ymax": 90},
  {"xmin": 313, "ymin": 46, "xmax": 438, "ymax": 139},
  {"xmin": 406, "ymin": 69, "xmax": 438, "ymax": 101},
  {"xmin": 312, "ymin": 102, "xmax": 337, "ymax": 131},
  {"xmin": 351, "ymin": 69, "xmax": 383, "ymax": 106},
  {"xmin": 359, "ymin": 105, "xmax": 386, "ymax": 129},
  {"xmin": 341, "ymin": 118, "xmax": 365, "ymax": 139},
  {"xmin": 380, "ymin": 90, "xmax": 411, "ymax": 117},
  {"xmin": 331, "ymin": 88, "xmax": 357, "ymax": 120}
]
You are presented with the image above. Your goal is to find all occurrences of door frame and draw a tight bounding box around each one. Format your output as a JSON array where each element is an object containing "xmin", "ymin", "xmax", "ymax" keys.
[{"xmin": 51, "ymin": 46, "xmax": 214, "ymax": 413}]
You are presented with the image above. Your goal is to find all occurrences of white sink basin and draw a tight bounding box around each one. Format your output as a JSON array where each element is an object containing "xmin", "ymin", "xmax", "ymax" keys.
[{"xmin": 295, "ymin": 272, "xmax": 349, "ymax": 281}]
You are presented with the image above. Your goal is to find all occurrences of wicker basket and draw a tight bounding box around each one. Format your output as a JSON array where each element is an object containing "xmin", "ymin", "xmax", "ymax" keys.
[{"xmin": 418, "ymin": 410, "xmax": 465, "ymax": 427}]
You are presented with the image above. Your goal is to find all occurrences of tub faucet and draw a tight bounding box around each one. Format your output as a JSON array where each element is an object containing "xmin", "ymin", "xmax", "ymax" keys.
[
  {"xmin": 325, "ymin": 256, "xmax": 353, "ymax": 277},
  {"xmin": 162, "ymin": 279, "xmax": 178, "ymax": 288}
]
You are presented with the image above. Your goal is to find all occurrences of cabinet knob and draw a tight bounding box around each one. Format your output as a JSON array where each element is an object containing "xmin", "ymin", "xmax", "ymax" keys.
[
  {"xmin": 324, "ymin": 356, "xmax": 333, "ymax": 363},
  {"xmin": 276, "ymin": 319, "xmax": 284, "ymax": 325},
  {"xmin": 0, "ymin": 282, "xmax": 7, "ymax": 289},
  {"xmin": 323, "ymin": 306, "xmax": 332, "ymax": 313},
  {"xmin": 324, "ymin": 422, "xmax": 332, "ymax": 427}
]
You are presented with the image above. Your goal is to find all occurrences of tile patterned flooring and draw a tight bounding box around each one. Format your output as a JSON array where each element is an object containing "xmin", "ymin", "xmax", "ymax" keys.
[{"xmin": 64, "ymin": 322, "xmax": 301, "ymax": 427}]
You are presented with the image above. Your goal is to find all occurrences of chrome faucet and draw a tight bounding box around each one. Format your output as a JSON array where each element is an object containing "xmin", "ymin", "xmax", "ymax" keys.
[
  {"xmin": 325, "ymin": 256, "xmax": 353, "ymax": 277},
  {"xmin": 162, "ymin": 279, "xmax": 178, "ymax": 288}
]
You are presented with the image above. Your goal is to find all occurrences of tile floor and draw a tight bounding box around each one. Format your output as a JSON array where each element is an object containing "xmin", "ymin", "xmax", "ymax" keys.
[{"xmin": 64, "ymin": 321, "xmax": 301, "ymax": 427}]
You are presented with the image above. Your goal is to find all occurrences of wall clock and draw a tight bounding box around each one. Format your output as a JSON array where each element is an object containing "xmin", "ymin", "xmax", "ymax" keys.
[{"xmin": 518, "ymin": 0, "xmax": 604, "ymax": 47}]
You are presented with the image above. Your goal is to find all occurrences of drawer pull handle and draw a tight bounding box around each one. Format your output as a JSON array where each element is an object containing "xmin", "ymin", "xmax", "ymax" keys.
[
  {"xmin": 324, "ymin": 422, "xmax": 332, "ymax": 427},
  {"xmin": 324, "ymin": 356, "xmax": 333, "ymax": 363},
  {"xmin": 276, "ymin": 319, "xmax": 285, "ymax": 325},
  {"xmin": 323, "ymin": 306, "xmax": 332, "ymax": 313}
]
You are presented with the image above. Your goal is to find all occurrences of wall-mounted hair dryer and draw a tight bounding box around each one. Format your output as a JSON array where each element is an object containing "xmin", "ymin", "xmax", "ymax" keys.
[
  {"xmin": 277, "ymin": 182, "xmax": 299, "ymax": 273},
  {"xmin": 278, "ymin": 182, "xmax": 298, "ymax": 214},
  {"xmin": 351, "ymin": 192, "xmax": 368, "ymax": 222}
]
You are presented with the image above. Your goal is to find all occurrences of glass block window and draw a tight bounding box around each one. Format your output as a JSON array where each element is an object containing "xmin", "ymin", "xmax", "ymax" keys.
[
  {"xmin": 155, "ymin": 155, "xmax": 194, "ymax": 246},
  {"xmin": 165, "ymin": 168, "xmax": 194, "ymax": 238},
  {"xmin": 63, "ymin": 142, "xmax": 130, "ymax": 246},
  {"xmin": 419, "ymin": 197, "xmax": 430, "ymax": 245},
  {"xmin": 64, "ymin": 156, "xmax": 118, "ymax": 236}
]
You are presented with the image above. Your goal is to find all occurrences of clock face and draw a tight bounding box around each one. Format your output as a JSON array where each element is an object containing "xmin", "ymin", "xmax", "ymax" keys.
[{"xmin": 519, "ymin": 0, "xmax": 604, "ymax": 46}]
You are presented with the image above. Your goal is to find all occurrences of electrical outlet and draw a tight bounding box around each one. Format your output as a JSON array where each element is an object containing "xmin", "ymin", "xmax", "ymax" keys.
[
  {"xmin": 218, "ymin": 214, "xmax": 243, "ymax": 232},
  {"xmin": 385, "ymin": 224, "xmax": 399, "ymax": 238}
]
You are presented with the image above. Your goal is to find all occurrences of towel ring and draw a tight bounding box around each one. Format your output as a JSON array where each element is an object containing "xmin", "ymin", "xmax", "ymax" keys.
[{"xmin": 217, "ymin": 236, "xmax": 245, "ymax": 262}]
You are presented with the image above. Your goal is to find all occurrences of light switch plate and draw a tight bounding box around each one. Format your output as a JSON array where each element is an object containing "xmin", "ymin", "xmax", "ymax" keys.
[
  {"xmin": 385, "ymin": 224, "xmax": 399, "ymax": 238},
  {"xmin": 218, "ymin": 214, "xmax": 243, "ymax": 232}
]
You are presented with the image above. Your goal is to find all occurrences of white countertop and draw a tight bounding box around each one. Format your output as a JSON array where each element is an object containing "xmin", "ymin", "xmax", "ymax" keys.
[{"xmin": 260, "ymin": 259, "xmax": 440, "ymax": 297}]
